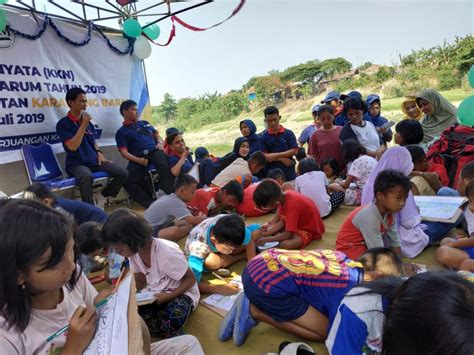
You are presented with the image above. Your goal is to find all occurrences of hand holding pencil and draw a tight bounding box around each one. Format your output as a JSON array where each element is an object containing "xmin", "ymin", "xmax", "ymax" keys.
[{"xmin": 59, "ymin": 306, "xmax": 97, "ymax": 354}]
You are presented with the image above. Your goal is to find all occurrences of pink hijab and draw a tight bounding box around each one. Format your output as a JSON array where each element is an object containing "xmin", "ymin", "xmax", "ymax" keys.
[{"xmin": 361, "ymin": 146, "xmax": 428, "ymax": 258}]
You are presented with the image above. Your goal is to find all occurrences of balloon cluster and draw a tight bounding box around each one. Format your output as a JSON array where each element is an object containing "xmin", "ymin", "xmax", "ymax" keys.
[
  {"xmin": 0, "ymin": 0, "xmax": 8, "ymax": 32},
  {"xmin": 122, "ymin": 18, "xmax": 160, "ymax": 60},
  {"xmin": 458, "ymin": 65, "xmax": 474, "ymax": 126}
]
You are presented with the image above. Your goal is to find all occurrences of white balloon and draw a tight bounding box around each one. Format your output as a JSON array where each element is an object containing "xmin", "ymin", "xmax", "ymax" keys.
[{"xmin": 133, "ymin": 36, "xmax": 152, "ymax": 60}]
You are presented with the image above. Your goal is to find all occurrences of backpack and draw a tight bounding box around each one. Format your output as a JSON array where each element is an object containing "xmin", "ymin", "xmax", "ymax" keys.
[{"xmin": 426, "ymin": 124, "xmax": 474, "ymax": 188}]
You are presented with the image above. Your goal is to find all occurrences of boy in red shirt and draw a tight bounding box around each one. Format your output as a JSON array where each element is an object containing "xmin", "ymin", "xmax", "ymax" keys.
[
  {"xmin": 188, "ymin": 180, "xmax": 243, "ymax": 217},
  {"xmin": 336, "ymin": 170, "xmax": 409, "ymax": 260},
  {"xmin": 236, "ymin": 182, "xmax": 268, "ymax": 218},
  {"xmin": 252, "ymin": 179, "xmax": 325, "ymax": 249},
  {"xmin": 406, "ymin": 145, "xmax": 449, "ymax": 186}
]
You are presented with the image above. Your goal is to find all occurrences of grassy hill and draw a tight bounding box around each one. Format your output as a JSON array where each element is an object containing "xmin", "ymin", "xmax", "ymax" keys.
[
  {"xmin": 152, "ymin": 35, "xmax": 474, "ymax": 156},
  {"xmin": 157, "ymin": 87, "xmax": 473, "ymax": 157}
]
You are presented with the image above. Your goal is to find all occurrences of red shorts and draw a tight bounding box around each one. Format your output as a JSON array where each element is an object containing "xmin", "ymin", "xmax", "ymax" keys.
[{"xmin": 295, "ymin": 230, "xmax": 314, "ymax": 248}]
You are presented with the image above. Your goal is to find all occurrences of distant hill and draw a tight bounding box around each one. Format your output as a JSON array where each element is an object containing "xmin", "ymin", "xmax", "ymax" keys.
[{"xmin": 151, "ymin": 35, "xmax": 474, "ymax": 155}]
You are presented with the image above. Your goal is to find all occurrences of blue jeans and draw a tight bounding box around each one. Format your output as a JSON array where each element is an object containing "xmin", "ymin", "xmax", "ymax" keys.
[{"xmin": 424, "ymin": 187, "xmax": 463, "ymax": 244}]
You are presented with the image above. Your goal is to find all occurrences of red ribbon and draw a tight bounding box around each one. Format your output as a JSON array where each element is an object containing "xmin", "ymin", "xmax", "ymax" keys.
[{"xmin": 147, "ymin": 0, "xmax": 245, "ymax": 47}]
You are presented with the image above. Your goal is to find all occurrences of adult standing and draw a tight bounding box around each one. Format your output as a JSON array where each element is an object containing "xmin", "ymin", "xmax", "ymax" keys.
[
  {"xmin": 115, "ymin": 100, "xmax": 175, "ymax": 208},
  {"xmin": 259, "ymin": 106, "xmax": 299, "ymax": 181},
  {"xmin": 416, "ymin": 89, "xmax": 457, "ymax": 144},
  {"xmin": 56, "ymin": 88, "xmax": 128, "ymax": 206}
]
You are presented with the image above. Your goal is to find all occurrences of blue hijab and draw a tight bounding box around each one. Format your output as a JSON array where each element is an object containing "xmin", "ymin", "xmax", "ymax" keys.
[
  {"xmin": 240, "ymin": 119, "xmax": 260, "ymax": 154},
  {"xmin": 364, "ymin": 94, "xmax": 392, "ymax": 143},
  {"xmin": 364, "ymin": 94, "xmax": 388, "ymax": 127}
]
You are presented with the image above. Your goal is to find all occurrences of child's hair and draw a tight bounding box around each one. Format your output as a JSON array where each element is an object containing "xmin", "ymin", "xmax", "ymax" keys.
[
  {"xmin": 297, "ymin": 157, "xmax": 320, "ymax": 175},
  {"xmin": 358, "ymin": 272, "xmax": 474, "ymax": 355},
  {"xmin": 253, "ymin": 179, "xmax": 282, "ymax": 209},
  {"xmin": 119, "ymin": 99, "xmax": 137, "ymax": 115},
  {"xmin": 22, "ymin": 183, "xmax": 55, "ymax": 202},
  {"xmin": 213, "ymin": 214, "xmax": 246, "ymax": 246},
  {"xmin": 295, "ymin": 147, "xmax": 307, "ymax": 161},
  {"xmin": 101, "ymin": 208, "xmax": 151, "ymax": 253},
  {"xmin": 405, "ymin": 145, "xmax": 425, "ymax": 164},
  {"xmin": 342, "ymin": 139, "xmax": 367, "ymax": 163},
  {"xmin": 263, "ymin": 105, "xmax": 279, "ymax": 117},
  {"xmin": 395, "ymin": 119, "xmax": 424, "ymax": 145},
  {"xmin": 221, "ymin": 181, "xmax": 244, "ymax": 204},
  {"xmin": 465, "ymin": 179, "xmax": 474, "ymax": 198},
  {"xmin": 317, "ymin": 104, "xmax": 334, "ymax": 116},
  {"xmin": 75, "ymin": 222, "xmax": 103, "ymax": 255},
  {"xmin": 320, "ymin": 157, "xmax": 340, "ymax": 177},
  {"xmin": 0, "ymin": 199, "xmax": 78, "ymax": 331},
  {"xmin": 65, "ymin": 87, "xmax": 86, "ymax": 105},
  {"xmin": 267, "ymin": 168, "xmax": 286, "ymax": 182},
  {"xmin": 358, "ymin": 247, "xmax": 404, "ymax": 276},
  {"xmin": 342, "ymin": 97, "xmax": 366, "ymax": 116},
  {"xmin": 248, "ymin": 151, "xmax": 267, "ymax": 167},
  {"xmin": 174, "ymin": 174, "xmax": 198, "ymax": 191},
  {"xmin": 374, "ymin": 170, "xmax": 411, "ymax": 196},
  {"xmin": 461, "ymin": 161, "xmax": 474, "ymax": 180}
]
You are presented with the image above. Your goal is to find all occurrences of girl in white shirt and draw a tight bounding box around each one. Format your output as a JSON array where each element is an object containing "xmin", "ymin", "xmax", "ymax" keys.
[
  {"xmin": 295, "ymin": 157, "xmax": 345, "ymax": 218},
  {"xmin": 101, "ymin": 208, "xmax": 200, "ymax": 337}
]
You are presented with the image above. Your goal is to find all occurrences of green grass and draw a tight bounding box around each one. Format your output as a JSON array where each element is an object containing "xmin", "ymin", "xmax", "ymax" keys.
[
  {"xmin": 181, "ymin": 88, "xmax": 474, "ymax": 153},
  {"xmin": 196, "ymin": 143, "xmax": 233, "ymax": 157}
]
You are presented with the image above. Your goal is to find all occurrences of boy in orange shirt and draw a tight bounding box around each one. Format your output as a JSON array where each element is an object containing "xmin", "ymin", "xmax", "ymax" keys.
[{"xmin": 252, "ymin": 179, "xmax": 325, "ymax": 249}]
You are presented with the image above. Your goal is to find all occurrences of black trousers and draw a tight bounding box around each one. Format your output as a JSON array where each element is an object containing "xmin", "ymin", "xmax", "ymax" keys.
[
  {"xmin": 66, "ymin": 162, "xmax": 129, "ymax": 205},
  {"xmin": 123, "ymin": 150, "xmax": 175, "ymax": 208}
]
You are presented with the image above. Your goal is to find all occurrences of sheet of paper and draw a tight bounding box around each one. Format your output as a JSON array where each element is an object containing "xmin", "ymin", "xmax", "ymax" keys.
[
  {"xmin": 414, "ymin": 196, "xmax": 467, "ymax": 220},
  {"xmin": 84, "ymin": 274, "xmax": 131, "ymax": 355},
  {"xmin": 188, "ymin": 163, "xmax": 200, "ymax": 182},
  {"xmin": 202, "ymin": 275, "xmax": 243, "ymax": 312}
]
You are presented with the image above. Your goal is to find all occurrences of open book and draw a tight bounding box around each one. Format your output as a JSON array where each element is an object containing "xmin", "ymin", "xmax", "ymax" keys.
[
  {"xmin": 200, "ymin": 274, "xmax": 243, "ymax": 317},
  {"xmin": 414, "ymin": 196, "xmax": 467, "ymax": 223}
]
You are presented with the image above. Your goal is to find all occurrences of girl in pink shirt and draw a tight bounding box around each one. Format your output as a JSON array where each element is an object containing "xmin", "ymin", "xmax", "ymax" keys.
[{"xmin": 102, "ymin": 208, "xmax": 200, "ymax": 337}]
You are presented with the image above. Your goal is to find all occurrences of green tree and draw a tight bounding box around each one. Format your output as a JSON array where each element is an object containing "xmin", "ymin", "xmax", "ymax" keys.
[{"xmin": 158, "ymin": 93, "xmax": 177, "ymax": 121}]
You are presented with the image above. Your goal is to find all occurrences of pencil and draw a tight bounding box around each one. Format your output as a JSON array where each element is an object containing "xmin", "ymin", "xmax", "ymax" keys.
[
  {"xmin": 114, "ymin": 264, "xmax": 127, "ymax": 291},
  {"xmin": 46, "ymin": 298, "xmax": 110, "ymax": 342},
  {"xmin": 212, "ymin": 272, "xmax": 228, "ymax": 283}
]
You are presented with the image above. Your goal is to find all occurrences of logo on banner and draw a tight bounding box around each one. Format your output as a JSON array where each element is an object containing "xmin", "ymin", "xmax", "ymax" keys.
[{"xmin": 0, "ymin": 27, "xmax": 16, "ymax": 49}]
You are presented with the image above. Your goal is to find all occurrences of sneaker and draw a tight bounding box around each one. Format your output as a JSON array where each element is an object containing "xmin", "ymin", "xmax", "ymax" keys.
[
  {"xmin": 218, "ymin": 293, "xmax": 240, "ymax": 341},
  {"xmin": 233, "ymin": 293, "xmax": 257, "ymax": 346},
  {"xmin": 94, "ymin": 193, "xmax": 107, "ymax": 210}
]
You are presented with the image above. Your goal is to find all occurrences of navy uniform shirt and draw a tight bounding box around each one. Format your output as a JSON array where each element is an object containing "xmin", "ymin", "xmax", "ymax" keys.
[
  {"xmin": 168, "ymin": 153, "xmax": 195, "ymax": 174},
  {"xmin": 115, "ymin": 120, "xmax": 157, "ymax": 157},
  {"xmin": 259, "ymin": 126, "xmax": 298, "ymax": 181},
  {"xmin": 56, "ymin": 112, "xmax": 98, "ymax": 168}
]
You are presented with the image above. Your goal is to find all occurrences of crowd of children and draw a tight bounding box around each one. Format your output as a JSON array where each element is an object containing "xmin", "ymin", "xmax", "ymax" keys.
[{"xmin": 1, "ymin": 88, "xmax": 473, "ymax": 355}]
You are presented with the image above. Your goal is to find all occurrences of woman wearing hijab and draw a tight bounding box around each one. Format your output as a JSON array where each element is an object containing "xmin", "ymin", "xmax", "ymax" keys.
[
  {"xmin": 214, "ymin": 137, "xmax": 250, "ymax": 175},
  {"xmin": 361, "ymin": 147, "xmax": 459, "ymax": 258},
  {"xmin": 239, "ymin": 119, "xmax": 260, "ymax": 154},
  {"xmin": 364, "ymin": 94, "xmax": 393, "ymax": 144},
  {"xmin": 401, "ymin": 95, "xmax": 424, "ymax": 120},
  {"xmin": 416, "ymin": 89, "xmax": 457, "ymax": 144}
]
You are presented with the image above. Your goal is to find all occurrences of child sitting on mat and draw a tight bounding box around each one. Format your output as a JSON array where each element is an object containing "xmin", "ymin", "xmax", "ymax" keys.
[{"xmin": 252, "ymin": 179, "xmax": 325, "ymax": 249}]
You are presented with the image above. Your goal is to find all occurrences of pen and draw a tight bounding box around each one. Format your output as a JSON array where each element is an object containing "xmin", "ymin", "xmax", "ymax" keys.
[{"xmin": 46, "ymin": 298, "xmax": 110, "ymax": 342}]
